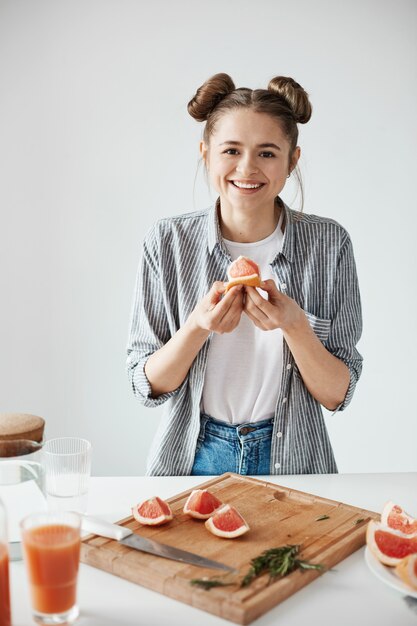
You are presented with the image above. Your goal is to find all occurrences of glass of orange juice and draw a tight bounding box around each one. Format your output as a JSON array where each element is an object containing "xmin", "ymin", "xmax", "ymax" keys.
[
  {"xmin": 20, "ymin": 510, "xmax": 81, "ymax": 625},
  {"xmin": 0, "ymin": 497, "xmax": 11, "ymax": 626}
]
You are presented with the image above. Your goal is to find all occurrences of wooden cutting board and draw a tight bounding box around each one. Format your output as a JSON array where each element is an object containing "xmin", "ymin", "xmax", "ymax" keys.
[{"xmin": 81, "ymin": 473, "xmax": 378, "ymax": 624}]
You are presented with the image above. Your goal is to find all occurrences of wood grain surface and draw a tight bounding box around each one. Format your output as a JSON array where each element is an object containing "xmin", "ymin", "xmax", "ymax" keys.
[{"xmin": 81, "ymin": 473, "xmax": 379, "ymax": 624}]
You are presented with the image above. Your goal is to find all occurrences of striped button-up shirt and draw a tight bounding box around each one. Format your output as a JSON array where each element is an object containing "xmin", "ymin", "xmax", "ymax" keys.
[{"xmin": 126, "ymin": 200, "xmax": 363, "ymax": 476}]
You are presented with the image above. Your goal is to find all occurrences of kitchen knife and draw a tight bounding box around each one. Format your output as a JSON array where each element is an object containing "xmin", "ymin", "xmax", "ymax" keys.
[{"xmin": 82, "ymin": 515, "xmax": 236, "ymax": 573}]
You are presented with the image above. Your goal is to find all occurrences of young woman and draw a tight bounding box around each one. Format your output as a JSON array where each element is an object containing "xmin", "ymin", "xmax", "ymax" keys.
[{"xmin": 126, "ymin": 73, "xmax": 363, "ymax": 476}]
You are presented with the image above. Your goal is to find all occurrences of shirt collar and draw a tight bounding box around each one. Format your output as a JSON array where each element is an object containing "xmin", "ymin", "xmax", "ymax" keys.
[
  {"xmin": 207, "ymin": 198, "xmax": 224, "ymax": 255},
  {"xmin": 207, "ymin": 197, "xmax": 296, "ymax": 263},
  {"xmin": 278, "ymin": 202, "xmax": 296, "ymax": 263}
]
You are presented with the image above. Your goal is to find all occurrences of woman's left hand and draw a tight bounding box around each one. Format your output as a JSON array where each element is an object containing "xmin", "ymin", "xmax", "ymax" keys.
[{"xmin": 244, "ymin": 279, "xmax": 305, "ymax": 332}]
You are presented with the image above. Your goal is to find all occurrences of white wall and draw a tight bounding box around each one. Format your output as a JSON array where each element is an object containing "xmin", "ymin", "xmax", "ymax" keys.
[{"xmin": 1, "ymin": 0, "xmax": 416, "ymax": 475}]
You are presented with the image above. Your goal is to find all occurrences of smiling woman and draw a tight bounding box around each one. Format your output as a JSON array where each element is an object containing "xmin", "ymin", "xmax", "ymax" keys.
[
  {"xmin": 126, "ymin": 73, "xmax": 363, "ymax": 477},
  {"xmin": 200, "ymin": 108, "xmax": 297, "ymax": 242}
]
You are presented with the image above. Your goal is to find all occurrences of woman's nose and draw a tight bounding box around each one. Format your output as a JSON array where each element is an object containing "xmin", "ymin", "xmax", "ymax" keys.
[{"xmin": 235, "ymin": 154, "xmax": 258, "ymax": 176}]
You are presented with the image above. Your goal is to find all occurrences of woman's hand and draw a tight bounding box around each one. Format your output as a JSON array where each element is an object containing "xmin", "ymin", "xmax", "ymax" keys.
[
  {"xmin": 244, "ymin": 279, "xmax": 305, "ymax": 332},
  {"xmin": 188, "ymin": 282, "xmax": 244, "ymax": 334},
  {"xmin": 145, "ymin": 282, "xmax": 243, "ymax": 397}
]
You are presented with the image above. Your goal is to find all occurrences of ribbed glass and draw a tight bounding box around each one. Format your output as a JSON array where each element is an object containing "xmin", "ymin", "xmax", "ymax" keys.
[{"xmin": 42, "ymin": 438, "xmax": 91, "ymax": 498}]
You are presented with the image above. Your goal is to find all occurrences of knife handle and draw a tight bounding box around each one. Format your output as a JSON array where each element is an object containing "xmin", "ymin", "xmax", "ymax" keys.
[{"xmin": 82, "ymin": 515, "xmax": 132, "ymax": 540}]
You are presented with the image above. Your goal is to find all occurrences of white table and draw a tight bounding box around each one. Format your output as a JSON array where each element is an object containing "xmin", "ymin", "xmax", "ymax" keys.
[{"xmin": 10, "ymin": 473, "xmax": 417, "ymax": 626}]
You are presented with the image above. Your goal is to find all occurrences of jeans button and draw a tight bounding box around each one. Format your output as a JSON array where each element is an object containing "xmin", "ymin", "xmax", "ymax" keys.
[{"xmin": 240, "ymin": 427, "xmax": 250, "ymax": 435}]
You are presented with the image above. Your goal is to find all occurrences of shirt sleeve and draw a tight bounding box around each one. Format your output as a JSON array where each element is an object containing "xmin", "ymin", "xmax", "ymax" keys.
[
  {"xmin": 326, "ymin": 232, "xmax": 363, "ymax": 413},
  {"xmin": 126, "ymin": 225, "xmax": 180, "ymax": 407}
]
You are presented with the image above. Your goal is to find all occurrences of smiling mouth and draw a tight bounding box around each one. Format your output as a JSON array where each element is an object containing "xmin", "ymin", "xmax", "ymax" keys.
[{"xmin": 230, "ymin": 181, "xmax": 265, "ymax": 189}]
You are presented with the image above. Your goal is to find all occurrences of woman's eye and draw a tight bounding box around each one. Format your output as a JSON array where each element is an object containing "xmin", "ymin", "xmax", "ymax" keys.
[{"xmin": 222, "ymin": 149, "xmax": 275, "ymax": 157}]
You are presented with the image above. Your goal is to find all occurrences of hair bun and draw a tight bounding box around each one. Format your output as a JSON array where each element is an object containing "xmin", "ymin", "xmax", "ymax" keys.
[
  {"xmin": 267, "ymin": 76, "xmax": 312, "ymax": 124},
  {"xmin": 187, "ymin": 73, "xmax": 235, "ymax": 122}
]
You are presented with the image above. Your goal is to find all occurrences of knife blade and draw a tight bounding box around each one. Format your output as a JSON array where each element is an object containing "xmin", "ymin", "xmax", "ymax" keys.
[{"xmin": 82, "ymin": 515, "xmax": 236, "ymax": 573}]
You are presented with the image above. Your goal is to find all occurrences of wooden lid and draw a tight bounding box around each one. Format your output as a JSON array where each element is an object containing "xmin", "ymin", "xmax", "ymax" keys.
[{"xmin": 0, "ymin": 413, "xmax": 45, "ymax": 442}]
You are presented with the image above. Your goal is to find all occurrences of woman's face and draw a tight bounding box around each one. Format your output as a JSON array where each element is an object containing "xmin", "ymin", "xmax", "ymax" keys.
[{"xmin": 201, "ymin": 108, "xmax": 300, "ymax": 217}]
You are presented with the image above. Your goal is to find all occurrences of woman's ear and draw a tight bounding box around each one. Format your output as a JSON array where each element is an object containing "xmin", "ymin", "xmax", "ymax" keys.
[
  {"xmin": 290, "ymin": 146, "xmax": 301, "ymax": 174},
  {"xmin": 200, "ymin": 141, "xmax": 209, "ymax": 168}
]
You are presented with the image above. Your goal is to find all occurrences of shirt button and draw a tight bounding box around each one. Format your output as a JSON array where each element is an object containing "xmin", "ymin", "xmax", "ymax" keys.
[
  {"xmin": 286, "ymin": 364, "xmax": 292, "ymax": 370},
  {"xmin": 276, "ymin": 432, "xmax": 282, "ymax": 438},
  {"xmin": 275, "ymin": 462, "xmax": 281, "ymax": 469},
  {"xmin": 282, "ymin": 397, "xmax": 287, "ymax": 403},
  {"xmin": 280, "ymin": 283, "xmax": 287, "ymax": 290}
]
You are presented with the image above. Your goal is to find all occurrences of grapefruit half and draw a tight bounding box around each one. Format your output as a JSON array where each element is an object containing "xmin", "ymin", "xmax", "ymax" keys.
[
  {"xmin": 366, "ymin": 520, "xmax": 417, "ymax": 566},
  {"xmin": 132, "ymin": 496, "xmax": 173, "ymax": 526},
  {"xmin": 381, "ymin": 501, "xmax": 417, "ymax": 535},
  {"xmin": 183, "ymin": 489, "xmax": 223, "ymax": 519},
  {"xmin": 205, "ymin": 504, "xmax": 249, "ymax": 538},
  {"xmin": 395, "ymin": 553, "xmax": 417, "ymax": 591},
  {"xmin": 224, "ymin": 256, "xmax": 261, "ymax": 292}
]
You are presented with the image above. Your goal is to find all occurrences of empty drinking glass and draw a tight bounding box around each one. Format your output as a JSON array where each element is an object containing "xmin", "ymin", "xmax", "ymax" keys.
[{"xmin": 42, "ymin": 438, "xmax": 91, "ymax": 513}]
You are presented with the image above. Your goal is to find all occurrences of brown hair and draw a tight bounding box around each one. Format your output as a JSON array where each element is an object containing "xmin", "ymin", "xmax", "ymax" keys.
[{"xmin": 187, "ymin": 73, "xmax": 312, "ymax": 210}]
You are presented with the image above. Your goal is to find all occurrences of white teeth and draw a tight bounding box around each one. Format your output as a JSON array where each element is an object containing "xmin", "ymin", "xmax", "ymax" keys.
[{"xmin": 233, "ymin": 181, "xmax": 262, "ymax": 189}]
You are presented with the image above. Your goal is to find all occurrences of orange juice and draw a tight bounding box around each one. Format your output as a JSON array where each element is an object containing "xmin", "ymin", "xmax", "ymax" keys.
[
  {"xmin": 22, "ymin": 524, "xmax": 80, "ymax": 614},
  {"xmin": 0, "ymin": 542, "xmax": 11, "ymax": 626}
]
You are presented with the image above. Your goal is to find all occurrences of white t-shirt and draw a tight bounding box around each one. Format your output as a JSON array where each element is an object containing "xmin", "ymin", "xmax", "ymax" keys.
[{"xmin": 201, "ymin": 215, "xmax": 284, "ymax": 424}]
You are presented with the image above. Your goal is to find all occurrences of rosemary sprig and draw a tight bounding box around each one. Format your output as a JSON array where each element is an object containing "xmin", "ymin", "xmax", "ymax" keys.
[
  {"xmin": 240, "ymin": 545, "xmax": 324, "ymax": 587},
  {"xmin": 190, "ymin": 545, "xmax": 324, "ymax": 591},
  {"xmin": 316, "ymin": 515, "xmax": 330, "ymax": 521}
]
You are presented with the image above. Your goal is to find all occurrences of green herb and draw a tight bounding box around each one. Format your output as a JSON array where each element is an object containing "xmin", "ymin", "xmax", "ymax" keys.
[
  {"xmin": 316, "ymin": 515, "xmax": 330, "ymax": 521},
  {"xmin": 240, "ymin": 545, "xmax": 324, "ymax": 588},
  {"xmin": 355, "ymin": 518, "xmax": 365, "ymax": 525},
  {"xmin": 190, "ymin": 545, "xmax": 324, "ymax": 591}
]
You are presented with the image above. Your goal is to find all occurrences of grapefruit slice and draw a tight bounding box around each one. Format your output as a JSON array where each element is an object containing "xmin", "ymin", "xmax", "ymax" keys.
[
  {"xmin": 381, "ymin": 501, "xmax": 417, "ymax": 535},
  {"xmin": 224, "ymin": 256, "xmax": 261, "ymax": 292},
  {"xmin": 132, "ymin": 496, "xmax": 173, "ymax": 526},
  {"xmin": 366, "ymin": 520, "xmax": 417, "ymax": 566},
  {"xmin": 183, "ymin": 489, "xmax": 223, "ymax": 519},
  {"xmin": 205, "ymin": 504, "xmax": 249, "ymax": 538},
  {"xmin": 395, "ymin": 553, "xmax": 417, "ymax": 591}
]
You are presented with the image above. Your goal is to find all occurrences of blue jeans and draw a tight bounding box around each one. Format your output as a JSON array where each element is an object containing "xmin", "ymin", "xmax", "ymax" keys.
[{"xmin": 191, "ymin": 414, "xmax": 273, "ymax": 476}]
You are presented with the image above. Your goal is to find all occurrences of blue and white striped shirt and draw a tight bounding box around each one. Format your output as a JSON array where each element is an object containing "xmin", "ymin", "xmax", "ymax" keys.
[{"xmin": 126, "ymin": 200, "xmax": 363, "ymax": 476}]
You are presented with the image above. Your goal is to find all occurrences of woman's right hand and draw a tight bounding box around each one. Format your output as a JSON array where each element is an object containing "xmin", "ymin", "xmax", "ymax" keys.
[
  {"xmin": 145, "ymin": 282, "xmax": 243, "ymax": 397},
  {"xmin": 188, "ymin": 282, "xmax": 244, "ymax": 335}
]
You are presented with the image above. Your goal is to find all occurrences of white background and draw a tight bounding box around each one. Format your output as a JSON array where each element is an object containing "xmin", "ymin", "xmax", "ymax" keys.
[{"xmin": 0, "ymin": 0, "xmax": 416, "ymax": 475}]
